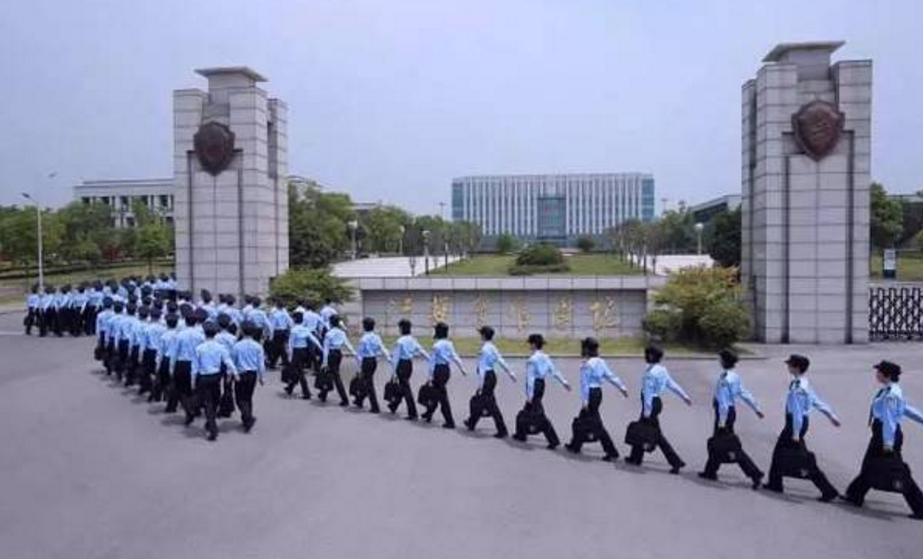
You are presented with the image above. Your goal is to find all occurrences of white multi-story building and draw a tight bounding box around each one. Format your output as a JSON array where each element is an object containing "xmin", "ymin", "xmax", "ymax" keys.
[
  {"xmin": 451, "ymin": 173, "xmax": 655, "ymax": 247},
  {"xmin": 73, "ymin": 178, "xmax": 174, "ymax": 228}
]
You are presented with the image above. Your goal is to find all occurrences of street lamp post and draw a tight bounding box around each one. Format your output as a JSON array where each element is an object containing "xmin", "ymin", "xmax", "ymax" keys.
[
  {"xmin": 21, "ymin": 192, "xmax": 44, "ymax": 291},
  {"xmin": 398, "ymin": 225, "xmax": 405, "ymax": 256},
  {"xmin": 348, "ymin": 220, "xmax": 359, "ymax": 260},
  {"xmin": 422, "ymin": 230, "xmax": 430, "ymax": 275},
  {"xmin": 695, "ymin": 222, "xmax": 704, "ymax": 255}
]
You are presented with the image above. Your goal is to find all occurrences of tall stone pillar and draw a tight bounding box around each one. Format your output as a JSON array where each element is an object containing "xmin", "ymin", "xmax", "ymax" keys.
[
  {"xmin": 173, "ymin": 67, "xmax": 289, "ymax": 299},
  {"xmin": 742, "ymin": 42, "xmax": 871, "ymax": 344}
]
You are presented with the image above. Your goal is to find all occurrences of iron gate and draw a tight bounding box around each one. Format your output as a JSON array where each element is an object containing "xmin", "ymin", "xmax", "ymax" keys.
[{"xmin": 869, "ymin": 286, "xmax": 923, "ymax": 340}]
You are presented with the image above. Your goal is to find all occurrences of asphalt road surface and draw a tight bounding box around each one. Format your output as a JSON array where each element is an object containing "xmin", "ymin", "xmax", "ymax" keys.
[{"xmin": 1, "ymin": 313, "xmax": 921, "ymax": 559}]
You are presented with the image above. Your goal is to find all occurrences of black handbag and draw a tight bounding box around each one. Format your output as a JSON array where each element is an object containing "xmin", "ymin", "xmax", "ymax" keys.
[
  {"xmin": 349, "ymin": 375, "xmax": 366, "ymax": 399},
  {"xmin": 314, "ymin": 368, "xmax": 333, "ymax": 391},
  {"xmin": 625, "ymin": 420, "xmax": 659, "ymax": 452},
  {"xmin": 469, "ymin": 393, "xmax": 492, "ymax": 418},
  {"xmin": 573, "ymin": 412, "xmax": 601, "ymax": 443},
  {"xmin": 516, "ymin": 408, "xmax": 544, "ymax": 436},
  {"xmin": 776, "ymin": 445, "xmax": 817, "ymax": 479},
  {"xmin": 218, "ymin": 381, "xmax": 235, "ymax": 418},
  {"xmin": 867, "ymin": 455, "xmax": 912, "ymax": 493},
  {"xmin": 707, "ymin": 432, "xmax": 743, "ymax": 463},
  {"xmin": 280, "ymin": 363, "xmax": 296, "ymax": 384},
  {"xmin": 417, "ymin": 383, "xmax": 438, "ymax": 407},
  {"xmin": 384, "ymin": 378, "xmax": 403, "ymax": 405}
]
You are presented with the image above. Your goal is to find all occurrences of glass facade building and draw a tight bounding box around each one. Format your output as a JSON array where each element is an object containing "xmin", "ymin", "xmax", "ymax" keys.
[{"xmin": 451, "ymin": 173, "xmax": 655, "ymax": 246}]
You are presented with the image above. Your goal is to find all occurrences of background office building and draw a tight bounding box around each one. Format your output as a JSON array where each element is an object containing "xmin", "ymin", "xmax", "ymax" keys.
[
  {"xmin": 74, "ymin": 178, "xmax": 174, "ymax": 228},
  {"xmin": 451, "ymin": 173, "xmax": 655, "ymax": 247}
]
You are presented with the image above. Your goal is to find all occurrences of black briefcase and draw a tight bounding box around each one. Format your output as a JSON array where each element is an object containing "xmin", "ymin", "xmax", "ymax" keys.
[
  {"xmin": 625, "ymin": 420, "xmax": 659, "ymax": 452},
  {"xmin": 707, "ymin": 432, "xmax": 743, "ymax": 463},
  {"xmin": 314, "ymin": 368, "xmax": 334, "ymax": 391},
  {"xmin": 867, "ymin": 455, "xmax": 912, "ymax": 493},
  {"xmin": 383, "ymin": 378, "xmax": 403, "ymax": 405},
  {"xmin": 280, "ymin": 363, "xmax": 296, "ymax": 384},
  {"xmin": 349, "ymin": 375, "xmax": 366, "ymax": 399},
  {"xmin": 417, "ymin": 383, "xmax": 438, "ymax": 407},
  {"xmin": 218, "ymin": 382, "xmax": 235, "ymax": 418},
  {"xmin": 516, "ymin": 408, "xmax": 544, "ymax": 436},
  {"xmin": 469, "ymin": 393, "xmax": 492, "ymax": 418},
  {"xmin": 776, "ymin": 445, "xmax": 817, "ymax": 479},
  {"xmin": 573, "ymin": 413, "xmax": 601, "ymax": 443}
]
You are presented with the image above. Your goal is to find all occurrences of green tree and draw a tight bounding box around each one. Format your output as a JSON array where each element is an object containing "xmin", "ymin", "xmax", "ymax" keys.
[
  {"xmin": 705, "ymin": 207, "xmax": 742, "ymax": 268},
  {"xmin": 288, "ymin": 181, "xmax": 357, "ymax": 267},
  {"xmin": 495, "ymin": 233, "xmax": 518, "ymax": 254},
  {"xmin": 54, "ymin": 201, "xmax": 114, "ymax": 266},
  {"xmin": 269, "ymin": 267, "xmax": 354, "ymax": 309},
  {"xmin": 870, "ymin": 182, "xmax": 903, "ymax": 249},
  {"xmin": 364, "ymin": 206, "xmax": 412, "ymax": 253},
  {"xmin": 135, "ymin": 223, "xmax": 171, "ymax": 274},
  {"xmin": 576, "ymin": 236, "xmax": 595, "ymax": 253},
  {"xmin": 0, "ymin": 208, "xmax": 39, "ymax": 265},
  {"xmin": 413, "ymin": 215, "xmax": 448, "ymax": 255},
  {"xmin": 655, "ymin": 208, "xmax": 696, "ymax": 254},
  {"xmin": 447, "ymin": 221, "xmax": 482, "ymax": 255}
]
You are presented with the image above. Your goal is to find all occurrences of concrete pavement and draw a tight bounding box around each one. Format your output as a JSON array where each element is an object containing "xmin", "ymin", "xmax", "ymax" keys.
[{"xmin": 0, "ymin": 312, "xmax": 921, "ymax": 559}]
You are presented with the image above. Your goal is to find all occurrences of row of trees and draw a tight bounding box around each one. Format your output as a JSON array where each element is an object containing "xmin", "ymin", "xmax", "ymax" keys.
[{"xmin": 0, "ymin": 200, "xmax": 172, "ymax": 273}]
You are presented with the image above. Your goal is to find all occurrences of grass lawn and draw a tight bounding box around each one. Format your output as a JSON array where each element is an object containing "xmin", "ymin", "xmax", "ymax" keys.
[
  {"xmin": 431, "ymin": 254, "xmax": 642, "ymax": 276},
  {"xmin": 0, "ymin": 262, "xmax": 174, "ymax": 305},
  {"xmin": 379, "ymin": 336, "xmax": 723, "ymax": 357},
  {"xmin": 870, "ymin": 253, "xmax": 923, "ymax": 281}
]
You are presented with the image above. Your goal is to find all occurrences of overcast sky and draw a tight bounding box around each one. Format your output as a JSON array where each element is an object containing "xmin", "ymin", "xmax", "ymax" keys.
[{"xmin": 1, "ymin": 0, "xmax": 920, "ymax": 214}]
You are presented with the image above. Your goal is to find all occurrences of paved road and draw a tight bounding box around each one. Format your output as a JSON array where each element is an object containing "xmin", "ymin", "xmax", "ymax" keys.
[{"xmin": 1, "ymin": 313, "xmax": 921, "ymax": 559}]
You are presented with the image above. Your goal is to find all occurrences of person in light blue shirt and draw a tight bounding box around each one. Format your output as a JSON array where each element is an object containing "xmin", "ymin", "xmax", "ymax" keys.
[
  {"xmin": 421, "ymin": 322, "xmax": 467, "ymax": 429},
  {"xmin": 93, "ymin": 298, "xmax": 114, "ymax": 364},
  {"xmin": 139, "ymin": 309, "xmax": 167, "ymax": 398},
  {"xmin": 152, "ymin": 313, "xmax": 179, "ymax": 405},
  {"xmin": 191, "ymin": 321, "xmax": 238, "ymax": 441},
  {"xmin": 233, "ymin": 322, "xmax": 266, "ymax": 432},
  {"xmin": 125, "ymin": 306, "xmax": 148, "ymax": 388},
  {"xmin": 512, "ymin": 334, "xmax": 571, "ymax": 449},
  {"xmin": 172, "ymin": 313, "xmax": 206, "ymax": 425},
  {"xmin": 565, "ymin": 337, "xmax": 628, "ymax": 460},
  {"xmin": 286, "ymin": 312, "xmax": 322, "ymax": 399},
  {"xmin": 245, "ymin": 297, "xmax": 269, "ymax": 341},
  {"xmin": 268, "ymin": 301, "xmax": 293, "ymax": 369},
  {"xmin": 625, "ymin": 346, "xmax": 692, "ymax": 473},
  {"xmin": 699, "ymin": 349, "xmax": 765, "ymax": 488},
  {"xmin": 845, "ymin": 361, "xmax": 923, "ymax": 519},
  {"xmin": 70, "ymin": 285, "xmax": 88, "ymax": 337},
  {"xmin": 113, "ymin": 304, "xmax": 138, "ymax": 383},
  {"xmin": 103, "ymin": 302, "xmax": 123, "ymax": 375},
  {"xmin": 319, "ymin": 315, "xmax": 356, "ymax": 406},
  {"xmin": 464, "ymin": 326, "xmax": 516, "ymax": 437},
  {"xmin": 24, "ymin": 285, "xmax": 40, "ymax": 336},
  {"xmin": 320, "ymin": 299, "xmax": 338, "ymax": 330},
  {"xmin": 52, "ymin": 285, "xmax": 70, "ymax": 337},
  {"xmin": 353, "ymin": 317, "xmax": 391, "ymax": 413},
  {"xmin": 388, "ymin": 319, "xmax": 430, "ymax": 420},
  {"xmin": 764, "ymin": 354, "xmax": 840, "ymax": 500}
]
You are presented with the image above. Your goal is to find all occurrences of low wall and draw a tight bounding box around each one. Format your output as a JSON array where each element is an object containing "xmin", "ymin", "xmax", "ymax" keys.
[{"xmin": 345, "ymin": 276, "xmax": 666, "ymax": 338}]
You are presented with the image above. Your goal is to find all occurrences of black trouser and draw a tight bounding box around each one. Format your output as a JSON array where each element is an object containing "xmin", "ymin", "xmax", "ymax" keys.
[
  {"xmin": 69, "ymin": 307, "xmax": 82, "ymax": 336},
  {"xmin": 152, "ymin": 358, "xmax": 171, "ymax": 402},
  {"xmin": 268, "ymin": 329, "xmax": 289, "ymax": 368},
  {"xmin": 52, "ymin": 308, "xmax": 64, "ymax": 336},
  {"xmin": 41, "ymin": 308, "xmax": 55, "ymax": 337},
  {"xmin": 766, "ymin": 415, "xmax": 838, "ymax": 496},
  {"xmin": 116, "ymin": 340, "xmax": 130, "ymax": 381},
  {"xmin": 126, "ymin": 345, "xmax": 141, "ymax": 385},
  {"xmin": 423, "ymin": 364, "xmax": 455, "ymax": 426},
  {"xmin": 845, "ymin": 421, "xmax": 923, "ymax": 515},
  {"xmin": 138, "ymin": 349, "xmax": 157, "ymax": 394},
  {"xmin": 514, "ymin": 378, "xmax": 559, "ymax": 446},
  {"xmin": 389, "ymin": 359, "xmax": 417, "ymax": 418},
  {"xmin": 195, "ymin": 373, "xmax": 223, "ymax": 436},
  {"xmin": 356, "ymin": 357, "xmax": 380, "ymax": 412},
  {"xmin": 286, "ymin": 347, "xmax": 311, "ymax": 398},
  {"xmin": 83, "ymin": 307, "xmax": 95, "ymax": 336},
  {"xmin": 25, "ymin": 309, "xmax": 37, "ymax": 335},
  {"xmin": 628, "ymin": 397, "xmax": 684, "ymax": 468},
  {"xmin": 568, "ymin": 387, "xmax": 617, "ymax": 457},
  {"xmin": 172, "ymin": 360, "xmax": 195, "ymax": 420},
  {"xmin": 467, "ymin": 370, "xmax": 508, "ymax": 435},
  {"xmin": 104, "ymin": 339, "xmax": 116, "ymax": 374},
  {"xmin": 702, "ymin": 403, "xmax": 762, "ymax": 480},
  {"xmin": 320, "ymin": 350, "xmax": 348, "ymax": 403},
  {"xmin": 236, "ymin": 371, "xmax": 258, "ymax": 426}
]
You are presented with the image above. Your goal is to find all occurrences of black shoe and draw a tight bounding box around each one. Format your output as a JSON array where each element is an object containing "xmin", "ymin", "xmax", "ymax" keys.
[
  {"xmin": 404, "ymin": 415, "xmax": 417, "ymax": 421},
  {"xmin": 512, "ymin": 434, "xmax": 527, "ymax": 442},
  {"xmin": 817, "ymin": 492, "xmax": 838, "ymax": 503},
  {"xmin": 423, "ymin": 415, "xmax": 433, "ymax": 424},
  {"xmin": 762, "ymin": 483, "xmax": 783, "ymax": 493},
  {"xmin": 301, "ymin": 394, "xmax": 311, "ymax": 400},
  {"xmin": 751, "ymin": 474, "xmax": 763, "ymax": 490},
  {"xmin": 565, "ymin": 444, "xmax": 579, "ymax": 454},
  {"xmin": 370, "ymin": 408, "xmax": 380, "ymax": 414},
  {"xmin": 183, "ymin": 415, "xmax": 195, "ymax": 426},
  {"xmin": 443, "ymin": 423, "xmax": 455, "ymax": 429},
  {"xmin": 602, "ymin": 454, "xmax": 619, "ymax": 462},
  {"xmin": 840, "ymin": 495, "xmax": 862, "ymax": 508},
  {"xmin": 284, "ymin": 387, "xmax": 293, "ymax": 396},
  {"xmin": 670, "ymin": 464, "xmax": 684, "ymax": 475},
  {"xmin": 207, "ymin": 431, "xmax": 218, "ymax": 442},
  {"xmin": 339, "ymin": 401, "xmax": 349, "ymax": 407},
  {"xmin": 547, "ymin": 442, "xmax": 559, "ymax": 450},
  {"xmin": 463, "ymin": 419, "xmax": 474, "ymax": 431},
  {"xmin": 698, "ymin": 472, "xmax": 718, "ymax": 481},
  {"xmin": 494, "ymin": 431, "xmax": 508, "ymax": 439},
  {"xmin": 909, "ymin": 514, "xmax": 923, "ymax": 521}
]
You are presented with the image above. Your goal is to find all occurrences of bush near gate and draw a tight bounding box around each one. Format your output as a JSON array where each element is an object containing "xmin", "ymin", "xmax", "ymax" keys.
[
  {"xmin": 643, "ymin": 266, "xmax": 749, "ymax": 348},
  {"xmin": 269, "ymin": 267, "xmax": 353, "ymax": 309},
  {"xmin": 509, "ymin": 243, "xmax": 570, "ymax": 275}
]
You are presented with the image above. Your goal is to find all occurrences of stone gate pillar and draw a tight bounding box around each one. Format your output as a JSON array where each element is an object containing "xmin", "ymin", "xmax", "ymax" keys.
[
  {"xmin": 173, "ymin": 67, "xmax": 289, "ymax": 299},
  {"xmin": 742, "ymin": 42, "xmax": 871, "ymax": 344}
]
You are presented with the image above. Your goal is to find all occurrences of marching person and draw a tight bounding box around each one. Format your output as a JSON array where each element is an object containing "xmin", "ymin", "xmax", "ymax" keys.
[
  {"xmin": 843, "ymin": 361, "xmax": 923, "ymax": 519},
  {"xmin": 320, "ymin": 299, "xmax": 338, "ymax": 331},
  {"xmin": 139, "ymin": 308, "xmax": 167, "ymax": 397},
  {"xmin": 762, "ymin": 354, "xmax": 840, "ymax": 501},
  {"xmin": 464, "ymin": 326, "xmax": 517, "ymax": 438},
  {"xmin": 191, "ymin": 321, "xmax": 238, "ymax": 441},
  {"xmin": 172, "ymin": 312, "xmax": 206, "ymax": 425},
  {"xmin": 39, "ymin": 285, "xmax": 55, "ymax": 337},
  {"xmin": 152, "ymin": 313, "xmax": 180, "ymax": 404},
  {"xmin": 513, "ymin": 334, "xmax": 572, "ymax": 449},
  {"xmin": 565, "ymin": 337, "xmax": 627, "ymax": 461},
  {"xmin": 94, "ymin": 297, "xmax": 114, "ymax": 364},
  {"xmin": 354, "ymin": 317, "xmax": 391, "ymax": 413},
  {"xmin": 286, "ymin": 311, "xmax": 322, "ymax": 399},
  {"xmin": 268, "ymin": 300, "xmax": 293, "ymax": 369},
  {"xmin": 698, "ymin": 349, "xmax": 765, "ymax": 489},
  {"xmin": 320, "ymin": 315, "xmax": 356, "ymax": 406},
  {"xmin": 24, "ymin": 285, "xmax": 40, "ymax": 336},
  {"xmin": 388, "ymin": 319, "xmax": 430, "ymax": 420},
  {"xmin": 232, "ymin": 322, "xmax": 266, "ymax": 432},
  {"xmin": 625, "ymin": 346, "xmax": 692, "ymax": 474},
  {"xmin": 422, "ymin": 322, "xmax": 468, "ymax": 428}
]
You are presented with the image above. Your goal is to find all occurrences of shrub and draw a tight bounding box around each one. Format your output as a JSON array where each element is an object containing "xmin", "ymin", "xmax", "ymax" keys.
[
  {"xmin": 576, "ymin": 236, "xmax": 595, "ymax": 253},
  {"xmin": 269, "ymin": 267, "xmax": 353, "ymax": 309},
  {"xmin": 495, "ymin": 234, "xmax": 519, "ymax": 254},
  {"xmin": 515, "ymin": 243, "xmax": 565, "ymax": 266},
  {"xmin": 508, "ymin": 263, "xmax": 571, "ymax": 276},
  {"xmin": 643, "ymin": 266, "xmax": 749, "ymax": 348}
]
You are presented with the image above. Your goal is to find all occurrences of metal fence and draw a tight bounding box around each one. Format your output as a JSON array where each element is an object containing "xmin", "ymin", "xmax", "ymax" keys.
[{"xmin": 869, "ymin": 286, "xmax": 923, "ymax": 340}]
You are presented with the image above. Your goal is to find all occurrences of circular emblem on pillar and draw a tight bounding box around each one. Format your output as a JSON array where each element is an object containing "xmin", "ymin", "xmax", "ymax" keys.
[
  {"xmin": 193, "ymin": 121, "xmax": 236, "ymax": 175},
  {"xmin": 792, "ymin": 100, "xmax": 845, "ymax": 161}
]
